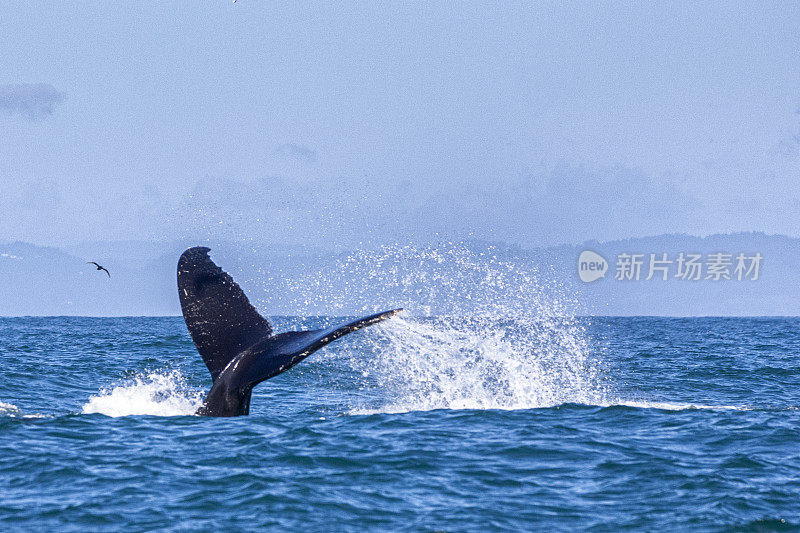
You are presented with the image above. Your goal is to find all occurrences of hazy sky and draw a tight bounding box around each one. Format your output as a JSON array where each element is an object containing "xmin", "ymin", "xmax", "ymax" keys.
[{"xmin": 1, "ymin": 2, "xmax": 799, "ymax": 249}]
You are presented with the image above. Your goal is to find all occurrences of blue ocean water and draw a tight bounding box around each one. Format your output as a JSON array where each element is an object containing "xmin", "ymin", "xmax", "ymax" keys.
[{"xmin": 0, "ymin": 315, "xmax": 798, "ymax": 531}]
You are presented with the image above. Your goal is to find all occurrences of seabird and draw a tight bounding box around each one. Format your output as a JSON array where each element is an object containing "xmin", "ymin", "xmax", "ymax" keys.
[{"xmin": 87, "ymin": 262, "xmax": 111, "ymax": 278}]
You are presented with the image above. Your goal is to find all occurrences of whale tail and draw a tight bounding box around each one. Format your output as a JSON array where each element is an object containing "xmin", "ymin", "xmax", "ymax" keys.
[
  {"xmin": 234, "ymin": 308, "xmax": 402, "ymax": 391},
  {"xmin": 178, "ymin": 247, "xmax": 401, "ymax": 416}
]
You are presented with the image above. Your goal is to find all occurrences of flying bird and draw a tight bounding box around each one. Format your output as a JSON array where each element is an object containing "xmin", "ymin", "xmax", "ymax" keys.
[{"xmin": 87, "ymin": 262, "xmax": 110, "ymax": 278}]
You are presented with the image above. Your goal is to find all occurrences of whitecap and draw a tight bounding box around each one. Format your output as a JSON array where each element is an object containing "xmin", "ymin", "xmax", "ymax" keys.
[
  {"xmin": 82, "ymin": 370, "xmax": 204, "ymax": 417},
  {"xmin": 0, "ymin": 401, "xmax": 21, "ymax": 415},
  {"xmin": 598, "ymin": 399, "xmax": 747, "ymax": 411}
]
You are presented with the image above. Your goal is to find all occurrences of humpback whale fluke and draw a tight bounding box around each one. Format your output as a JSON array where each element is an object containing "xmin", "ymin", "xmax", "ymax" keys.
[{"xmin": 177, "ymin": 247, "xmax": 401, "ymax": 417}]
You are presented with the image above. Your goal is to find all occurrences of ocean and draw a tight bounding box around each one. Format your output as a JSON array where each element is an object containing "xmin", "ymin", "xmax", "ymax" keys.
[{"xmin": 0, "ymin": 315, "xmax": 798, "ymax": 531}]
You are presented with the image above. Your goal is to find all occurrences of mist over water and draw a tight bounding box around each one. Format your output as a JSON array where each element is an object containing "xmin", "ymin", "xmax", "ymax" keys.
[{"xmin": 255, "ymin": 242, "xmax": 569, "ymax": 315}]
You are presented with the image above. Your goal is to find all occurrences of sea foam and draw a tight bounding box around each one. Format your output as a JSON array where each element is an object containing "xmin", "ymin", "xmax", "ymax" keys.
[
  {"xmin": 81, "ymin": 370, "xmax": 204, "ymax": 417},
  {"xmin": 0, "ymin": 401, "xmax": 21, "ymax": 415}
]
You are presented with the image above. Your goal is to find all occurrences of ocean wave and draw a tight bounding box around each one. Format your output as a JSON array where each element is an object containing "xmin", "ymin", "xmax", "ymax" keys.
[
  {"xmin": 602, "ymin": 400, "xmax": 747, "ymax": 411},
  {"xmin": 348, "ymin": 399, "xmax": 748, "ymax": 416}
]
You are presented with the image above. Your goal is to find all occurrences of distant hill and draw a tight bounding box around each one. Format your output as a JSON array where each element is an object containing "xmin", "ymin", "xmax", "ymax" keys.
[{"xmin": 0, "ymin": 233, "xmax": 797, "ymax": 316}]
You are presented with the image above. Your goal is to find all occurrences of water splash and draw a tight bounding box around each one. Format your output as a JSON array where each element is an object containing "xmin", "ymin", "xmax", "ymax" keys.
[
  {"xmin": 285, "ymin": 242, "xmax": 614, "ymax": 414},
  {"xmin": 257, "ymin": 241, "xmax": 574, "ymax": 317},
  {"xmin": 82, "ymin": 371, "xmax": 204, "ymax": 417},
  {"xmin": 0, "ymin": 401, "xmax": 21, "ymax": 416},
  {"xmin": 349, "ymin": 314, "xmax": 609, "ymax": 414}
]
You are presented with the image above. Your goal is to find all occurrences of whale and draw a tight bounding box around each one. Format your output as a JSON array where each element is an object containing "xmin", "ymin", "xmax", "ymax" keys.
[{"xmin": 178, "ymin": 247, "xmax": 401, "ymax": 417}]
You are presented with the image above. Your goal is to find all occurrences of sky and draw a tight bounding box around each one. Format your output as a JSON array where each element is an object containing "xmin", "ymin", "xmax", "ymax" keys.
[{"xmin": 1, "ymin": 1, "xmax": 799, "ymax": 250}]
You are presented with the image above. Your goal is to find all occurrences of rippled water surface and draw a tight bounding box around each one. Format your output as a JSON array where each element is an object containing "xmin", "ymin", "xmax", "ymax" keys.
[{"xmin": 1, "ymin": 316, "xmax": 799, "ymax": 531}]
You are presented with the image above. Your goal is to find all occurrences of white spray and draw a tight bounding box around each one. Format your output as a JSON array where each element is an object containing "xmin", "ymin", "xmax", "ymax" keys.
[{"xmin": 82, "ymin": 371, "xmax": 204, "ymax": 417}]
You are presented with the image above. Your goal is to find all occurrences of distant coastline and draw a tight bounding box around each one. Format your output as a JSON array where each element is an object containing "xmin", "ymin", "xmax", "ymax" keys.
[{"xmin": 1, "ymin": 232, "xmax": 797, "ymax": 317}]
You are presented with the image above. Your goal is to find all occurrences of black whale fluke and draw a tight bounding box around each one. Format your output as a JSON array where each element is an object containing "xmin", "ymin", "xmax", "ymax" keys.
[{"xmin": 177, "ymin": 246, "xmax": 401, "ymax": 417}]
